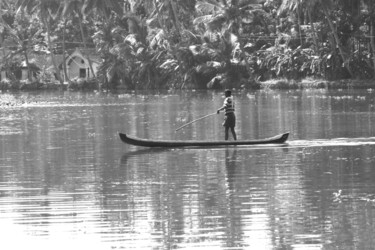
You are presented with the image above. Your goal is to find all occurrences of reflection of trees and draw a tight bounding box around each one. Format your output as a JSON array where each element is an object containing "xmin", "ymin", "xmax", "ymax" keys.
[
  {"xmin": 0, "ymin": 95, "xmax": 124, "ymax": 236},
  {"xmin": 2, "ymin": 91, "xmax": 375, "ymax": 248},
  {"xmin": 116, "ymin": 144, "xmax": 375, "ymax": 249},
  {"xmin": 115, "ymin": 147, "xmax": 300, "ymax": 248},
  {"xmin": 224, "ymin": 148, "xmax": 243, "ymax": 247}
]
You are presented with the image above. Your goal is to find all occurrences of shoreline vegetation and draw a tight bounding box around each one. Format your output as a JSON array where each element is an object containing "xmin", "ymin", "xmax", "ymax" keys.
[
  {"xmin": 1, "ymin": 1, "xmax": 375, "ymax": 94},
  {"xmin": 260, "ymin": 78, "xmax": 375, "ymax": 90},
  {"xmin": 1, "ymin": 78, "xmax": 375, "ymax": 93}
]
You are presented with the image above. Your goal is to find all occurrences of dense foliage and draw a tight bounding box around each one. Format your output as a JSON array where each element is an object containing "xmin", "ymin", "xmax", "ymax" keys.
[{"xmin": 1, "ymin": 0, "xmax": 375, "ymax": 90}]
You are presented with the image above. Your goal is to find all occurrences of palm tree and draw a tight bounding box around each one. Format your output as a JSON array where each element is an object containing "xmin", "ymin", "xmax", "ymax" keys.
[
  {"xmin": 61, "ymin": 18, "xmax": 69, "ymax": 82},
  {"xmin": 362, "ymin": 0, "xmax": 375, "ymax": 77},
  {"xmin": 15, "ymin": 0, "xmax": 64, "ymax": 84},
  {"xmin": 62, "ymin": 0, "xmax": 96, "ymax": 79},
  {"xmin": 155, "ymin": 0, "xmax": 182, "ymax": 39},
  {"xmin": 81, "ymin": 0, "xmax": 123, "ymax": 18},
  {"xmin": 192, "ymin": 0, "xmax": 263, "ymax": 87},
  {"xmin": 279, "ymin": 0, "xmax": 317, "ymax": 50},
  {"xmin": 130, "ymin": 0, "xmax": 197, "ymax": 88},
  {"xmin": 6, "ymin": 11, "xmax": 43, "ymax": 81},
  {"xmin": 279, "ymin": 0, "xmax": 354, "ymax": 77},
  {"xmin": 0, "ymin": 0, "xmax": 8, "ymax": 58},
  {"xmin": 62, "ymin": 0, "xmax": 125, "ymax": 81}
]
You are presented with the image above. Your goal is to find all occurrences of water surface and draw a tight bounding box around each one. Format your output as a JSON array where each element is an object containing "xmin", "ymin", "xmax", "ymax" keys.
[{"xmin": 1, "ymin": 89, "xmax": 375, "ymax": 249}]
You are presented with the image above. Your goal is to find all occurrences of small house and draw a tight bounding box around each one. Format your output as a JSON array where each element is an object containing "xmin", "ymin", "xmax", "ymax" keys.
[
  {"xmin": 0, "ymin": 48, "xmax": 101, "ymax": 83},
  {"xmin": 63, "ymin": 48, "xmax": 101, "ymax": 81},
  {"xmin": 20, "ymin": 61, "xmax": 39, "ymax": 81}
]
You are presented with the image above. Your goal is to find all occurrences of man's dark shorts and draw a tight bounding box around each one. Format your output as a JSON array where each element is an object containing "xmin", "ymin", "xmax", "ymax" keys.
[{"xmin": 223, "ymin": 113, "xmax": 236, "ymax": 128}]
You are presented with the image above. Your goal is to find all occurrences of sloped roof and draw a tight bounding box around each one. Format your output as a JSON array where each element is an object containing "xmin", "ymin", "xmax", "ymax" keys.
[{"xmin": 70, "ymin": 47, "xmax": 101, "ymax": 64}]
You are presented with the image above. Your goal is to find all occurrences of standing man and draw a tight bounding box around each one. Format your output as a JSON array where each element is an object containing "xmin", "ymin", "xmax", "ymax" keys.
[{"xmin": 217, "ymin": 89, "xmax": 237, "ymax": 140}]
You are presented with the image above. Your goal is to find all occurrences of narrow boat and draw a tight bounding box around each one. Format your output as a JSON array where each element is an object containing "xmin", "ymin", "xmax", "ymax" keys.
[{"xmin": 119, "ymin": 132, "xmax": 289, "ymax": 148}]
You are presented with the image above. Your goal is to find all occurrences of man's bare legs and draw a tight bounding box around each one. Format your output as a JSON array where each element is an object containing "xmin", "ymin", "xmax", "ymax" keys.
[{"xmin": 225, "ymin": 127, "xmax": 237, "ymax": 140}]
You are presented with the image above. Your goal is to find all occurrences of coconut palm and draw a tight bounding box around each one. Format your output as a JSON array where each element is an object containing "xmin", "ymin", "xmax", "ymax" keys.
[
  {"xmin": 192, "ymin": 0, "xmax": 264, "ymax": 87},
  {"xmin": 15, "ymin": 0, "xmax": 64, "ymax": 84},
  {"xmin": 143, "ymin": 0, "xmax": 195, "ymax": 88},
  {"xmin": 279, "ymin": 0, "xmax": 354, "ymax": 77},
  {"xmin": 62, "ymin": 0, "xmax": 96, "ymax": 78},
  {"xmin": 93, "ymin": 13, "xmax": 165, "ymax": 89},
  {"xmin": 62, "ymin": 0, "xmax": 125, "ymax": 83},
  {"xmin": 5, "ymin": 11, "xmax": 43, "ymax": 81},
  {"xmin": 150, "ymin": 0, "xmax": 187, "ymax": 40},
  {"xmin": 92, "ymin": 15, "xmax": 130, "ymax": 88},
  {"xmin": 362, "ymin": 0, "xmax": 375, "ymax": 77},
  {"xmin": 81, "ymin": 0, "xmax": 123, "ymax": 18}
]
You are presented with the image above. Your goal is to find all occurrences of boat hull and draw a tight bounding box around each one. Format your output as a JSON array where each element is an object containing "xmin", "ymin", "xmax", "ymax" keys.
[{"xmin": 119, "ymin": 132, "xmax": 289, "ymax": 148}]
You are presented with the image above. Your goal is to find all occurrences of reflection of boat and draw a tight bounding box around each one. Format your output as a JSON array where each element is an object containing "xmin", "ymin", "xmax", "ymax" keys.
[
  {"xmin": 119, "ymin": 132, "xmax": 289, "ymax": 148},
  {"xmin": 120, "ymin": 147, "xmax": 171, "ymax": 165}
]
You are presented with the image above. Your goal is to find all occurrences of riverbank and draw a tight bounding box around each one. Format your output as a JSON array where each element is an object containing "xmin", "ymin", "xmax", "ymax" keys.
[
  {"xmin": 0, "ymin": 78, "xmax": 99, "ymax": 92},
  {"xmin": 1, "ymin": 78, "xmax": 375, "ymax": 108},
  {"xmin": 1, "ymin": 78, "xmax": 375, "ymax": 95},
  {"xmin": 260, "ymin": 78, "xmax": 375, "ymax": 89}
]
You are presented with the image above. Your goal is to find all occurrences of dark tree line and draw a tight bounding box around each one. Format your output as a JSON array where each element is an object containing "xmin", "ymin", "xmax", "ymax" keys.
[{"xmin": 1, "ymin": 0, "xmax": 375, "ymax": 90}]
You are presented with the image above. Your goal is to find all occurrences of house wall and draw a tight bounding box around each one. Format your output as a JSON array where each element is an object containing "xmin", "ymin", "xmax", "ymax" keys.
[
  {"xmin": 22, "ymin": 70, "xmax": 27, "ymax": 80},
  {"xmin": 21, "ymin": 69, "xmax": 38, "ymax": 81},
  {"xmin": 66, "ymin": 51, "xmax": 99, "ymax": 80},
  {"xmin": 1, "ymin": 71, "xmax": 6, "ymax": 81}
]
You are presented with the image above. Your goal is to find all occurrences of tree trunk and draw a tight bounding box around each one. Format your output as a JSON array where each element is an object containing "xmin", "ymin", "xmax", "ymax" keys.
[
  {"xmin": 370, "ymin": 21, "xmax": 375, "ymax": 78},
  {"xmin": 78, "ymin": 13, "xmax": 96, "ymax": 79},
  {"xmin": 62, "ymin": 19, "xmax": 69, "ymax": 84},
  {"xmin": 167, "ymin": 0, "xmax": 181, "ymax": 37},
  {"xmin": 153, "ymin": 0, "xmax": 168, "ymax": 36},
  {"xmin": 297, "ymin": 5, "xmax": 303, "ymax": 46},
  {"xmin": 44, "ymin": 17, "xmax": 63, "ymax": 84},
  {"xmin": 369, "ymin": 19, "xmax": 375, "ymax": 78},
  {"xmin": 323, "ymin": 7, "xmax": 353, "ymax": 77},
  {"xmin": 308, "ymin": 10, "xmax": 319, "ymax": 52},
  {"xmin": 23, "ymin": 48, "xmax": 32, "ymax": 81}
]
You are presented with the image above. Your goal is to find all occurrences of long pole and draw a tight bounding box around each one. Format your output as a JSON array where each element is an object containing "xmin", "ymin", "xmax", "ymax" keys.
[{"xmin": 175, "ymin": 112, "xmax": 217, "ymax": 131}]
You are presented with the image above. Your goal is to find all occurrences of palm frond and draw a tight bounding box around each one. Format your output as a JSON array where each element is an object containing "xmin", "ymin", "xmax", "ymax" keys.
[
  {"xmin": 193, "ymin": 14, "xmax": 213, "ymax": 26},
  {"xmin": 206, "ymin": 13, "xmax": 227, "ymax": 32},
  {"xmin": 195, "ymin": 0, "xmax": 224, "ymax": 14},
  {"xmin": 149, "ymin": 29, "xmax": 168, "ymax": 49}
]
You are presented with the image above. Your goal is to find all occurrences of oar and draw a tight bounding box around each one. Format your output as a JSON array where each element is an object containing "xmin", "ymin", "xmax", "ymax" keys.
[{"xmin": 175, "ymin": 112, "xmax": 217, "ymax": 131}]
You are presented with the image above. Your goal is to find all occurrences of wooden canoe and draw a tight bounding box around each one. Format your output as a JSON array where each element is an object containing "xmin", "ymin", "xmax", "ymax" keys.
[{"xmin": 119, "ymin": 132, "xmax": 289, "ymax": 148}]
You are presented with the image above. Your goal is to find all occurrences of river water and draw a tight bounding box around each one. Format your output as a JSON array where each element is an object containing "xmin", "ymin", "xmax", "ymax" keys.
[{"xmin": 1, "ymin": 89, "xmax": 375, "ymax": 249}]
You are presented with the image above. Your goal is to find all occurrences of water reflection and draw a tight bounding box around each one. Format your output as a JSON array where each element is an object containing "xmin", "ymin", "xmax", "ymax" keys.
[
  {"xmin": 1, "ymin": 90, "xmax": 375, "ymax": 249},
  {"xmin": 117, "ymin": 146, "xmax": 302, "ymax": 249}
]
